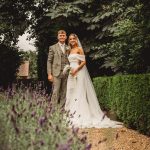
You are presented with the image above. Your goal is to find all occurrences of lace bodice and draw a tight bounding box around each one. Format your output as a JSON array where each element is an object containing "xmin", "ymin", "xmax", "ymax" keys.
[{"xmin": 68, "ymin": 54, "xmax": 85, "ymax": 69}]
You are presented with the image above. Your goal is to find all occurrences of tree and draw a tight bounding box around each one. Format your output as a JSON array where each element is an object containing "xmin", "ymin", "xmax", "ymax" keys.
[
  {"xmin": 2, "ymin": 0, "xmax": 148, "ymax": 80},
  {"xmin": 0, "ymin": 0, "xmax": 43, "ymax": 86},
  {"xmin": 0, "ymin": 0, "xmax": 37, "ymax": 45},
  {"xmin": 0, "ymin": 44, "xmax": 21, "ymax": 87},
  {"xmin": 89, "ymin": 0, "xmax": 150, "ymax": 74},
  {"xmin": 32, "ymin": 0, "xmax": 101, "ymax": 79},
  {"xmin": 44, "ymin": 0, "xmax": 150, "ymax": 75}
]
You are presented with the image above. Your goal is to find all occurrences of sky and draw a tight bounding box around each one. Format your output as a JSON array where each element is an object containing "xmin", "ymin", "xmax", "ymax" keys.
[{"xmin": 17, "ymin": 32, "xmax": 36, "ymax": 51}]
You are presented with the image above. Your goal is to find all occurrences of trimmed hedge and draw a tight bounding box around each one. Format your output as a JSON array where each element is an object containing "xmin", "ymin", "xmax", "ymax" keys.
[{"xmin": 93, "ymin": 74, "xmax": 150, "ymax": 135}]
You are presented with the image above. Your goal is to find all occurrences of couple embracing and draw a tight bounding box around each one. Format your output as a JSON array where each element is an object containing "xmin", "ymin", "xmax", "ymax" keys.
[{"xmin": 47, "ymin": 30, "xmax": 122, "ymax": 128}]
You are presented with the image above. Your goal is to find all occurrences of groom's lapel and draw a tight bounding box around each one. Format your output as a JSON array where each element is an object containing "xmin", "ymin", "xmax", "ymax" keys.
[{"xmin": 56, "ymin": 43, "xmax": 62, "ymax": 57}]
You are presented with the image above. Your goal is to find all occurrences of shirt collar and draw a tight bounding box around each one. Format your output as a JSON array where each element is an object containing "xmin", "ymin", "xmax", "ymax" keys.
[{"xmin": 58, "ymin": 42, "xmax": 65, "ymax": 47}]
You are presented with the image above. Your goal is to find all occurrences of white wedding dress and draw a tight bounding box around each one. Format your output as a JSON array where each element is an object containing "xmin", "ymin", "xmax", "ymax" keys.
[{"xmin": 65, "ymin": 54, "xmax": 123, "ymax": 128}]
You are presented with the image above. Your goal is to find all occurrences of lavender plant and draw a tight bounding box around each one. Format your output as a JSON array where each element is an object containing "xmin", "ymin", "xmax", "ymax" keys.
[{"xmin": 0, "ymin": 84, "xmax": 91, "ymax": 150}]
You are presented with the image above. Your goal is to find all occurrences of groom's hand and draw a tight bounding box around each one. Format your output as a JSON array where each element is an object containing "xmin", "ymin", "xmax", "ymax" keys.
[{"xmin": 48, "ymin": 74, "xmax": 53, "ymax": 82}]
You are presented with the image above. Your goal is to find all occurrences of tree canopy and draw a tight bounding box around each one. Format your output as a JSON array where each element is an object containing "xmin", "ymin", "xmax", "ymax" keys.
[
  {"xmin": 1, "ymin": 0, "xmax": 150, "ymax": 82},
  {"xmin": 0, "ymin": 44, "xmax": 21, "ymax": 87},
  {"xmin": 43, "ymin": 0, "xmax": 150, "ymax": 74}
]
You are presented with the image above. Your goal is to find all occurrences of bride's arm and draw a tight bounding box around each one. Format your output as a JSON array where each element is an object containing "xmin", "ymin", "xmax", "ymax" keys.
[
  {"xmin": 77, "ymin": 59, "xmax": 86, "ymax": 72},
  {"xmin": 77, "ymin": 60, "xmax": 86, "ymax": 71},
  {"xmin": 77, "ymin": 48, "xmax": 86, "ymax": 70}
]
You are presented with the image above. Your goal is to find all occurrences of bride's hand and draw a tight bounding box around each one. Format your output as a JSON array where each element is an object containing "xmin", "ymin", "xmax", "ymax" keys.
[{"xmin": 70, "ymin": 68, "xmax": 78, "ymax": 76}]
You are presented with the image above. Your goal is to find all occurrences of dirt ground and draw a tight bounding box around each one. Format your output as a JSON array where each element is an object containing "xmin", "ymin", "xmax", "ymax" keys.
[{"xmin": 79, "ymin": 127, "xmax": 150, "ymax": 150}]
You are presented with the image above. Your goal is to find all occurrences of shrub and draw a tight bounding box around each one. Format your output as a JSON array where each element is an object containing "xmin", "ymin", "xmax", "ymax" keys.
[
  {"xmin": 0, "ymin": 85, "xmax": 90, "ymax": 150},
  {"xmin": 93, "ymin": 74, "xmax": 150, "ymax": 135},
  {"xmin": 0, "ymin": 44, "xmax": 21, "ymax": 88}
]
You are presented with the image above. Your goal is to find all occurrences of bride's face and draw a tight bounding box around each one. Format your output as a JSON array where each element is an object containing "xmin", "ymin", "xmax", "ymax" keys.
[{"xmin": 69, "ymin": 35, "xmax": 78, "ymax": 47}]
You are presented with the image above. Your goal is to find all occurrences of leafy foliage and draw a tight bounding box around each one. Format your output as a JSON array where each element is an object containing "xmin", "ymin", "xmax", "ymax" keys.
[
  {"xmin": 2, "ymin": 0, "xmax": 150, "ymax": 80},
  {"xmin": 0, "ymin": 0, "xmax": 42, "ymax": 85},
  {"xmin": 0, "ymin": 0, "xmax": 55, "ymax": 83},
  {"xmin": 90, "ymin": 0, "xmax": 150, "ymax": 74},
  {"xmin": 41, "ymin": 0, "xmax": 150, "ymax": 75},
  {"xmin": 0, "ymin": 44, "xmax": 21, "ymax": 87},
  {"xmin": 0, "ymin": 85, "xmax": 89, "ymax": 149},
  {"xmin": 0, "ymin": 0, "xmax": 34, "ymax": 44}
]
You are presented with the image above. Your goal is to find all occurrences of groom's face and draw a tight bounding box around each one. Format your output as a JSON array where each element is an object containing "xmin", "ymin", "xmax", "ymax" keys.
[{"xmin": 58, "ymin": 33, "xmax": 67, "ymax": 44}]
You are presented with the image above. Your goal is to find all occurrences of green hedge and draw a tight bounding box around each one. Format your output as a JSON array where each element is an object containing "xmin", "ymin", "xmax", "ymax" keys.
[{"xmin": 93, "ymin": 74, "xmax": 150, "ymax": 135}]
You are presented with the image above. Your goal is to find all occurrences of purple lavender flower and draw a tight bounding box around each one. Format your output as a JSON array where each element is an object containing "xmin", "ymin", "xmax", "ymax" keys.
[
  {"xmin": 39, "ymin": 140, "xmax": 44, "ymax": 146},
  {"xmin": 31, "ymin": 111, "xmax": 36, "ymax": 117},
  {"xmin": 72, "ymin": 127, "xmax": 79, "ymax": 135},
  {"xmin": 55, "ymin": 125, "xmax": 60, "ymax": 132},
  {"xmin": 85, "ymin": 144, "xmax": 92, "ymax": 150},
  {"xmin": 38, "ymin": 116, "xmax": 46, "ymax": 127},
  {"xmin": 56, "ymin": 143, "xmax": 70, "ymax": 150},
  {"xmin": 14, "ymin": 126, "xmax": 20, "ymax": 135},
  {"xmin": 29, "ymin": 102, "xmax": 32, "ymax": 109},
  {"xmin": 67, "ymin": 137, "xmax": 73, "ymax": 144},
  {"xmin": 35, "ymin": 128, "xmax": 41, "ymax": 134},
  {"xmin": 12, "ymin": 105, "xmax": 17, "ymax": 115},
  {"xmin": 80, "ymin": 136, "xmax": 87, "ymax": 143}
]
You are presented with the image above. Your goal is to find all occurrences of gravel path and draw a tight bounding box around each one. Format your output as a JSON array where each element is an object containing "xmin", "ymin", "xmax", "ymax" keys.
[{"xmin": 79, "ymin": 127, "xmax": 150, "ymax": 150}]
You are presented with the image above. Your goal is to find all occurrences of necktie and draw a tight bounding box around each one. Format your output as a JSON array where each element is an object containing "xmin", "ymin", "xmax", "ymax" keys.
[{"xmin": 61, "ymin": 44, "xmax": 65, "ymax": 53}]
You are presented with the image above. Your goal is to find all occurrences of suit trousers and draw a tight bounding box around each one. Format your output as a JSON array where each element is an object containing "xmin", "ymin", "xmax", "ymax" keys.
[{"xmin": 51, "ymin": 73, "xmax": 68, "ymax": 107}]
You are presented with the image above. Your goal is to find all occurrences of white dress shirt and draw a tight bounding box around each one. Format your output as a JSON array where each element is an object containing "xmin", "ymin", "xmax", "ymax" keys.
[{"xmin": 58, "ymin": 42, "xmax": 65, "ymax": 54}]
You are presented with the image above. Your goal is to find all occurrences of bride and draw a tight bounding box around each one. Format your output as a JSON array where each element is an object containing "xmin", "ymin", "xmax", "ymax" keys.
[{"xmin": 64, "ymin": 33, "xmax": 123, "ymax": 128}]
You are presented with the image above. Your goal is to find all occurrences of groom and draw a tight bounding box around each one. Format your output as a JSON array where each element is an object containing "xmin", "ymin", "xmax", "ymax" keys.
[{"xmin": 47, "ymin": 30, "xmax": 69, "ymax": 106}]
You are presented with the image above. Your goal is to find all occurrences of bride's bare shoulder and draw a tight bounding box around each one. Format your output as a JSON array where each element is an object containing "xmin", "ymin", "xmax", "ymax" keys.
[{"xmin": 77, "ymin": 47, "xmax": 84, "ymax": 55}]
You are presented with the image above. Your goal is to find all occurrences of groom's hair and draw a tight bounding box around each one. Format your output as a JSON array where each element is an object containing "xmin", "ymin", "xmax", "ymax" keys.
[{"xmin": 58, "ymin": 30, "xmax": 66, "ymax": 35}]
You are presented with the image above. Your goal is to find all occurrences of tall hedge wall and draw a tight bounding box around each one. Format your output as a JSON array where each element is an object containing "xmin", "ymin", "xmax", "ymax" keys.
[{"xmin": 93, "ymin": 74, "xmax": 150, "ymax": 135}]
